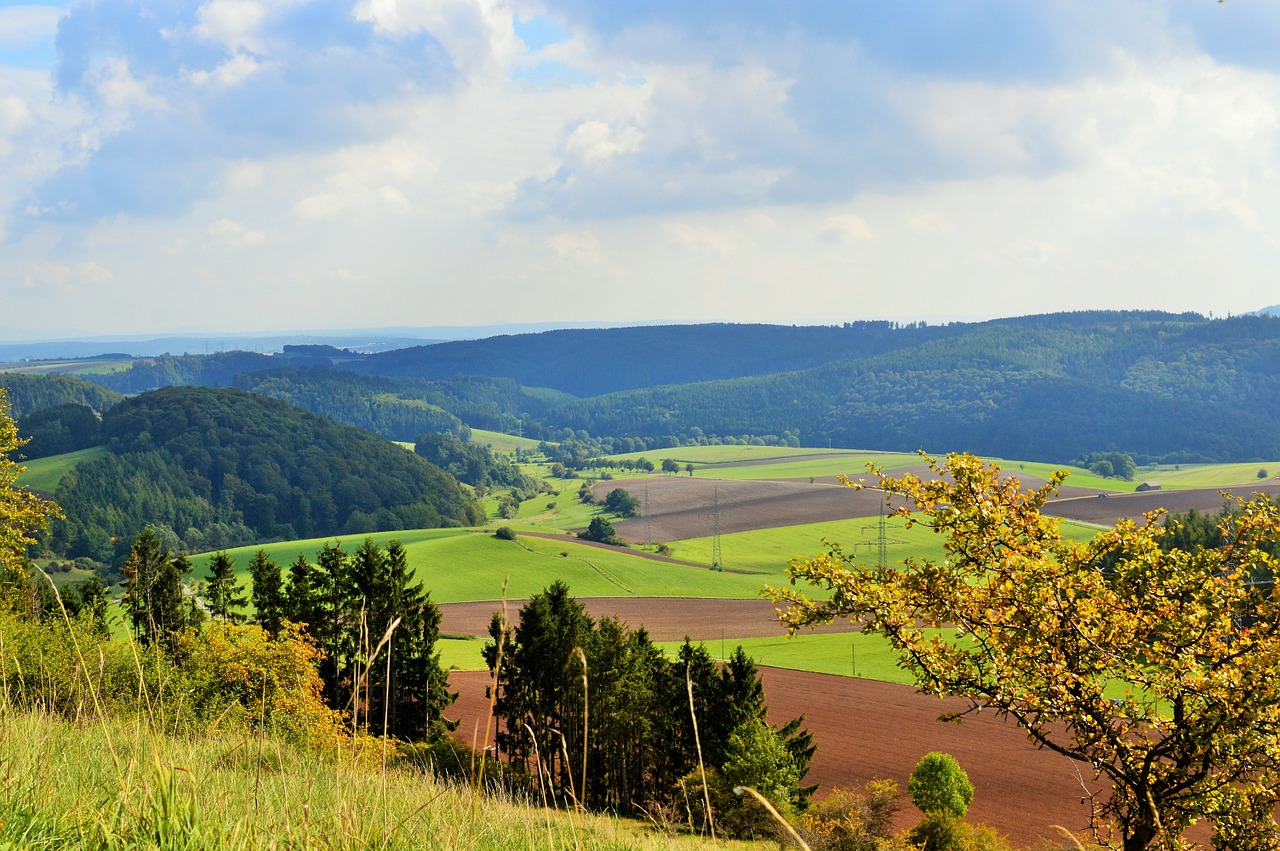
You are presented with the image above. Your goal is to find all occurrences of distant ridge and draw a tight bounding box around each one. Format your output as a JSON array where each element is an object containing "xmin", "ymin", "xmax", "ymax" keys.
[{"xmin": 1256, "ymin": 305, "xmax": 1280, "ymax": 317}]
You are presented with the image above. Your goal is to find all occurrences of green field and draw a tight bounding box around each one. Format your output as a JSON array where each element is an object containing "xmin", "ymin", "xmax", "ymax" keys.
[
  {"xmin": 438, "ymin": 635, "xmax": 489, "ymax": 671},
  {"xmin": 469, "ymin": 427, "xmax": 542, "ymax": 454},
  {"xmin": 609, "ymin": 445, "xmax": 864, "ymax": 465},
  {"xmin": 0, "ymin": 358, "xmax": 133, "ymax": 376},
  {"xmin": 688, "ymin": 453, "xmax": 922, "ymax": 482},
  {"xmin": 15, "ymin": 446, "xmax": 107, "ymax": 492},
  {"xmin": 189, "ymin": 528, "xmax": 762, "ymax": 603},
  {"xmin": 1138, "ymin": 462, "xmax": 1280, "ymax": 490},
  {"xmin": 657, "ymin": 631, "xmax": 919, "ymax": 683},
  {"xmin": 664, "ymin": 515, "xmax": 1103, "ymax": 580}
]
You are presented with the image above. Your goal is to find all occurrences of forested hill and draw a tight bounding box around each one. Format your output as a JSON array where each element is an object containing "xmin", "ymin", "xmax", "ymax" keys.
[
  {"xmin": 348, "ymin": 321, "xmax": 949, "ymax": 396},
  {"xmin": 48, "ymin": 386, "xmax": 483, "ymax": 561},
  {"xmin": 551, "ymin": 312, "xmax": 1280, "ymax": 463},
  {"xmin": 0, "ymin": 373, "xmax": 122, "ymax": 416},
  {"xmin": 56, "ymin": 310, "xmax": 1280, "ymax": 463}
]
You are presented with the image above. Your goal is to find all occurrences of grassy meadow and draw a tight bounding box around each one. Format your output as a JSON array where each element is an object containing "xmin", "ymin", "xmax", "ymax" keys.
[
  {"xmin": 189, "ymin": 529, "xmax": 761, "ymax": 604},
  {"xmin": 14, "ymin": 445, "xmax": 107, "ymax": 491}
]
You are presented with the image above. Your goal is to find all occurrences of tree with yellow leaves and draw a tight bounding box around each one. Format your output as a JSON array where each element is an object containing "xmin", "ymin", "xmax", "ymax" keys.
[
  {"xmin": 771, "ymin": 453, "xmax": 1280, "ymax": 850},
  {"xmin": 0, "ymin": 389, "xmax": 61, "ymax": 602}
]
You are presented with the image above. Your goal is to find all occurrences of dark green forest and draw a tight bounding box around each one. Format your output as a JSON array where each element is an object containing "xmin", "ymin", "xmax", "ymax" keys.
[
  {"xmin": 21, "ymin": 310, "xmax": 1280, "ymax": 463},
  {"xmin": 47, "ymin": 386, "xmax": 483, "ymax": 561}
]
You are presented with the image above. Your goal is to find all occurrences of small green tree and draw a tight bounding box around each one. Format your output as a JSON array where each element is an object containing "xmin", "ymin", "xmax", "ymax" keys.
[
  {"xmin": 661, "ymin": 458, "xmax": 680, "ymax": 475},
  {"xmin": 909, "ymin": 752, "xmax": 973, "ymax": 819},
  {"xmin": 603, "ymin": 487, "xmax": 640, "ymax": 517},
  {"xmin": 578, "ymin": 516, "xmax": 624, "ymax": 546}
]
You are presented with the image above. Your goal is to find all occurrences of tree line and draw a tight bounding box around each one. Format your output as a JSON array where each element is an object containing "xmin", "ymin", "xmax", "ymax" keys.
[{"xmin": 126, "ymin": 530, "xmax": 454, "ymax": 742}]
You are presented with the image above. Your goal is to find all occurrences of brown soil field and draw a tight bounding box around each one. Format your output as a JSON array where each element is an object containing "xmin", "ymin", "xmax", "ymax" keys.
[
  {"xmin": 1046, "ymin": 482, "xmax": 1280, "ymax": 526},
  {"xmin": 445, "ymin": 667, "xmax": 1095, "ymax": 847},
  {"xmin": 440, "ymin": 597, "xmax": 856, "ymax": 640},
  {"xmin": 593, "ymin": 476, "xmax": 913, "ymax": 542},
  {"xmin": 591, "ymin": 473, "xmax": 1280, "ymax": 544}
]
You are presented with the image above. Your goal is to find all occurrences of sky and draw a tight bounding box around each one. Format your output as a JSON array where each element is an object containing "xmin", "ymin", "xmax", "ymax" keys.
[{"xmin": 2, "ymin": 0, "xmax": 1279, "ymax": 339}]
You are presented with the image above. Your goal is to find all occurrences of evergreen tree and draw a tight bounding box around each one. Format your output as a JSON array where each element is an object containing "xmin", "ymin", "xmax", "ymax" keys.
[
  {"xmin": 248, "ymin": 549, "xmax": 285, "ymax": 636},
  {"xmin": 120, "ymin": 528, "xmax": 201, "ymax": 649},
  {"xmin": 205, "ymin": 550, "xmax": 247, "ymax": 622},
  {"xmin": 284, "ymin": 552, "xmax": 320, "ymax": 630}
]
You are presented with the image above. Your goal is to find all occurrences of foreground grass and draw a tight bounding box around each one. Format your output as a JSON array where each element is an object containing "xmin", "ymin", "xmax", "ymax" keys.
[{"xmin": 0, "ymin": 710, "xmax": 754, "ymax": 850}]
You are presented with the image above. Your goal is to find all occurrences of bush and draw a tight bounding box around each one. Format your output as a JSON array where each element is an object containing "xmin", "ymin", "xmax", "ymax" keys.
[
  {"xmin": 494, "ymin": 526, "xmax": 517, "ymax": 541},
  {"xmin": 799, "ymin": 780, "xmax": 900, "ymax": 851},
  {"xmin": 905, "ymin": 812, "xmax": 1013, "ymax": 851},
  {"xmin": 909, "ymin": 752, "xmax": 973, "ymax": 818}
]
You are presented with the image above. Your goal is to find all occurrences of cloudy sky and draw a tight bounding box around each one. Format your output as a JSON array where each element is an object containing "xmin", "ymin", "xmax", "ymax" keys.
[{"xmin": 1, "ymin": 1, "xmax": 1278, "ymax": 338}]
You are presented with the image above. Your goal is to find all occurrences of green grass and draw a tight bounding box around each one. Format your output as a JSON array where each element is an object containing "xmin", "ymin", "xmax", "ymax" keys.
[
  {"xmin": 438, "ymin": 635, "xmax": 489, "ymax": 671},
  {"xmin": 657, "ymin": 631, "xmax": 919, "ymax": 683},
  {"xmin": 14, "ymin": 446, "xmax": 108, "ymax": 492},
  {"xmin": 191, "ymin": 529, "xmax": 764, "ymax": 604},
  {"xmin": 664, "ymin": 515, "xmax": 1102, "ymax": 581},
  {"xmin": 1135, "ymin": 462, "xmax": 1280, "ymax": 490},
  {"xmin": 687, "ymin": 453, "xmax": 921, "ymax": 482},
  {"xmin": 0, "ymin": 711, "xmax": 741, "ymax": 850},
  {"xmin": 608, "ymin": 445, "xmax": 864, "ymax": 465},
  {"xmin": 470, "ymin": 427, "xmax": 543, "ymax": 455}
]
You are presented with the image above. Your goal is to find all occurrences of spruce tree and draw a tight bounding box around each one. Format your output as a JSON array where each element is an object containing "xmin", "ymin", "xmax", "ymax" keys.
[
  {"xmin": 205, "ymin": 550, "xmax": 247, "ymax": 622},
  {"xmin": 248, "ymin": 549, "xmax": 285, "ymax": 636}
]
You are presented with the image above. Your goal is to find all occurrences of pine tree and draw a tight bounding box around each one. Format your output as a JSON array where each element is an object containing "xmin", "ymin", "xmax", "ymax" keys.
[
  {"xmin": 120, "ymin": 529, "xmax": 202, "ymax": 649},
  {"xmin": 284, "ymin": 552, "xmax": 319, "ymax": 630},
  {"xmin": 205, "ymin": 550, "xmax": 247, "ymax": 622}
]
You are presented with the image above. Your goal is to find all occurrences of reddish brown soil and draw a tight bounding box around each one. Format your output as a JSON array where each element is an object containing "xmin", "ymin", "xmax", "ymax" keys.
[
  {"xmin": 446, "ymin": 667, "xmax": 1095, "ymax": 848},
  {"xmin": 440, "ymin": 597, "xmax": 857, "ymax": 640}
]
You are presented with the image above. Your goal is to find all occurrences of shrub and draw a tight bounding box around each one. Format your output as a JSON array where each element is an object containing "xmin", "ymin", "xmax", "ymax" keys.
[
  {"xmin": 799, "ymin": 780, "xmax": 900, "ymax": 851},
  {"xmin": 494, "ymin": 526, "xmax": 517, "ymax": 541}
]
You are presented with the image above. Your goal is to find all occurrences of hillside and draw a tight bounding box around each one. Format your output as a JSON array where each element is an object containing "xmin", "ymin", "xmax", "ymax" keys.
[
  {"xmin": 48, "ymin": 386, "xmax": 483, "ymax": 560},
  {"xmin": 0, "ymin": 372, "xmax": 123, "ymax": 416}
]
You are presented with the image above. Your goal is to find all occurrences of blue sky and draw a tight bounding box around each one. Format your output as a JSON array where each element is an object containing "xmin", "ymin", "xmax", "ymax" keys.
[{"xmin": 1, "ymin": 0, "xmax": 1277, "ymax": 338}]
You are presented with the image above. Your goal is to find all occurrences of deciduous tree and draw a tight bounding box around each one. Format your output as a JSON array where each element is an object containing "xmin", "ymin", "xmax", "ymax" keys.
[{"xmin": 772, "ymin": 453, "xmax": 1280, "ymax": 850}]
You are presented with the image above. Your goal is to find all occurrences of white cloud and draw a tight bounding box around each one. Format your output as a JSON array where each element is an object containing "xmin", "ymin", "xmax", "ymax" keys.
[
  {"xmin": 563, "ymin": 119, "xmax": 644, "ymax": 169},
  {"xmin": 662, "ymin": 221, "xmax": 738, "ymax": 259},
  {"xmin": 194, "ymin": 0, "xmax": 270, "ymax": 53},
  {"xmin": 206, "ymin": 218, "xmax": 265, "ymax": 249},
  {"xmin": 294, "ymin": 136, "xmax": 431, "ymax": 221},
  {"xmin": 547, "ymin": 229, "xmax": 601, "ymax": 265},
  {"xmin": 355, "ymin": 0, "xmax": 522, "ymax": 79},
  {"xmin": 820, "ymin": 214, "xmax": 874, "ymax": 244},
  {"xmin": 90, "ymin": 58, "xmax": 168, "ymax": 113},
  {"xmin": 22, "ymin": 260, "xmax": 113, "ymax": 291},
  {"xmin": 185, "ymin": 54, "xmax": 266, "ymax": 88},
  {"xmin": 0, "ymin": 5, "xmax": 63, "ymax": 47}
]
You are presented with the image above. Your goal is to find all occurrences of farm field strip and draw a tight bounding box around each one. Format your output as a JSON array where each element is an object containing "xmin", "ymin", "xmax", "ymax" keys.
[{"xmin": 606, "ymin": 444, "xmax": 864, "ymax": 464}]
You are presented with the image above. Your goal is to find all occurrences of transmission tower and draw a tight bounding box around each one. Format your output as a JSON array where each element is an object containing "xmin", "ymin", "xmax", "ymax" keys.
[
  {"xmin": 877, "ymin": 497, "xmax": 888, "ymax": 569},
  {"xmin": 707, "ymin": 487, "xmax": 723, "ymax": 571},
  {"xmin": 644, "ymin": 482, "xmax": 652, "ymax": 546}
]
